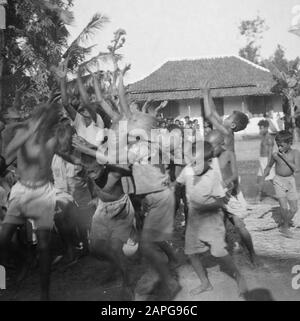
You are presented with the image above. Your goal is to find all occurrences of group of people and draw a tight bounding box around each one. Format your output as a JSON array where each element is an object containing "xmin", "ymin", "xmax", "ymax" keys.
[{"xmin": 0, "ymin": 61, "xmax": 299, "ymax": 302}]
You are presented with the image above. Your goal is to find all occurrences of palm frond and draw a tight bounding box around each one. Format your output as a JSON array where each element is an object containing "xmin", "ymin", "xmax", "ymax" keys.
[
  {"xmin": 63, "ymin": 13, "xmax": 109, "ymax": 59},
  {"xmin": 68, "ymin": 44, "xmax": 96, "ymax": 58},
  {"xmin": 71, "ymin": 13, "xmax": 109, "ymax": 47}
]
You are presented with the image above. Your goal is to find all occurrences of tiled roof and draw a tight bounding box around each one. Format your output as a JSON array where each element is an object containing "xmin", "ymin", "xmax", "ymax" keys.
[{"xmin": 128, "ymin": 56, "xmax": 275, "ymax": 101}]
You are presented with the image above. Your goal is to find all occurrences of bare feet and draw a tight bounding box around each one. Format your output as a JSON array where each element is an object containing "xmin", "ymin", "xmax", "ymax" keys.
[
  {"xmin": 250, "ymin": 255, "xmax": 262, "ymax": 269},
  {"xmin": 190, "ymin": 283, "xmax": 213, "ymax": 295}
]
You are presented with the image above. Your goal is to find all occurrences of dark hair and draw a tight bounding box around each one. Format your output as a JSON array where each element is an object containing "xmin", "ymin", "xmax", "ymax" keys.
[
  {"xmin": 232, "ymin": 111, "xmax": 249, "ymax": 132},
  {"xmin": 184, "ymin": 116, "xmax": 190, "ymax": 119},
  {"xmin": 56, "ymin": 123, "xmax": 76, "ymax": 153},
  {"xmin": 167, "ymin": 124, "xmax": 182, "ymax": 132},
  {"xmin": 258, "ymin": 119, "xmax": 269, "ymax": 128},
  {"xmin": 275, "ymin": 130, "xmax": 293, "ymax": 144},
  {"xmin": 204, "ymin": 119, "xmax": 213, "ymax": 129}
]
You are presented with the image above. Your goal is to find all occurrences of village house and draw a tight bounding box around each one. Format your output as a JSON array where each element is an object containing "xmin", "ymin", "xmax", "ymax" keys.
[{"xmin": 128, "ymin": 55, "xmax": 282, "ymax": 134}]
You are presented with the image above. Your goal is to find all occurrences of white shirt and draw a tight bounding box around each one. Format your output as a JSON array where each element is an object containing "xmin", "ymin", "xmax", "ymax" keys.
[
  {"xmin": 73, "ymin": 113, "xmax": 105, "ymax": 147},
  {"xmin": 177, "ymin": 165, "xmax": 225, "ymax": 207},
  {"xmin": 128, "ymin": 141, "xmax": 169, "ymax": 195}
]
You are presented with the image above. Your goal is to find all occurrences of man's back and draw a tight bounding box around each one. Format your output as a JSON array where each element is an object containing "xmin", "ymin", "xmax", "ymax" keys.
[{"xmin": 16, "ymin": 129, "xmax": 56, "ymax": 184}]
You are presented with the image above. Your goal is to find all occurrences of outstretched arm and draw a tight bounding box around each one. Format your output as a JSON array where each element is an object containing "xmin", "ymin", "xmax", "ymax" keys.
[
  {"xmin": 76, "ymin": 69, "xmax": 98, "ymax": 123},
  {"xmin": 87, "ymin": 69, "xmax": 120, "ymax": 122},
  {"xmin": 203, "ymin": 87, "xmax": 229, "ymax": 136},
  {"xmin": 5, "ymin": 119, "xmax": 42, "ymax": 164},
  {"xmin": 263, "ymin": 153, "xmax": 276, "ymax": 179},
  {"xmin": 51, "ymin": 59, "xmax": 77, "ymax": 121}
]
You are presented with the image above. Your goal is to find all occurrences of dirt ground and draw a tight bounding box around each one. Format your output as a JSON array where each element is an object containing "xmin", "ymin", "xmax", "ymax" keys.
[{"xmin": 1, "ymin": 138, "xmax": 300, "ymax": 301}]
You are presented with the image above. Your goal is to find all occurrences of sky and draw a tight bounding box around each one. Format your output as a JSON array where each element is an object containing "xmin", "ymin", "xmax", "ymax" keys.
[{"xmin": 67, "ymin": 0, "xmax": 300, "ymax": 84}]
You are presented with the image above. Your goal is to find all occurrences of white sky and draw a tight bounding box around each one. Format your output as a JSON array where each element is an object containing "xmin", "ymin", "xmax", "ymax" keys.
[{"xmin": 68, "ymin": 0, "xmax": 300, "ymax": 84}]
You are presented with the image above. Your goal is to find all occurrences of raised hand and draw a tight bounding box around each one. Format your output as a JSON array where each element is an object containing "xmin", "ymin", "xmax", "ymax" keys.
[
  {"xmin": 155, "ymin": 100, "xmax": 168, "ymax": 114},
  {"xmin": 122, "ymin": 64, "xmax": 131, "ymax": 76}
]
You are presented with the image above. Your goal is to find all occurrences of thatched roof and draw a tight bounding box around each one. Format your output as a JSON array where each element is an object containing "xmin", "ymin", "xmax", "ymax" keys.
[{"xmin": 128, "ymin": 56, "xmax": 276, "ymax": 101}]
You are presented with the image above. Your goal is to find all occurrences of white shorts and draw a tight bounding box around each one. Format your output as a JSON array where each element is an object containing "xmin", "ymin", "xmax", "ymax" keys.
[
  {"xmin": 257, "ymin": 157, "xmax": 275, "ymax": 180},
  {"xmin": 4, "ymin": 181, "xmax": 56, "ymax": 230}
]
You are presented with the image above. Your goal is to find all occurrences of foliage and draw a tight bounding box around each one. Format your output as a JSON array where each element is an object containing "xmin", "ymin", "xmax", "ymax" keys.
[
  {"xmin": 2, "ymin": 0, "xmax": 74, "ymax": 113},
  {"xmin": 1, "ymin": 0, "xmax": 108, "ymax": 115},
  {"xmin": 238, "ymin": 15, "xmax": 268, "ymax": 64}
]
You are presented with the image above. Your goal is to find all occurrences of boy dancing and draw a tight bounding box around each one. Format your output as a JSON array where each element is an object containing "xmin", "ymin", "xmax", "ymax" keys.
[
  {"xmin": 0, "ymin": 103, "xmax": 60, "ymax": 300},
  {"xmin": 176, "ymin": 141, "xmax": 247, "ymax": 296},
  {"xmin": 263, "ymin": 130, "xmax": 300, "ymax": 237},
  {"xmin": 206, "ymin": 130, "xmax": 258, "ymax": 266}
]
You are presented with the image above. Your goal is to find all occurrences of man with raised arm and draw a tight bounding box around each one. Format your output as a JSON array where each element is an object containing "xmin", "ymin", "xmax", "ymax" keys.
[{"xmin": 0, "ymin": 103, "xmax": 60, "ymax": 300}]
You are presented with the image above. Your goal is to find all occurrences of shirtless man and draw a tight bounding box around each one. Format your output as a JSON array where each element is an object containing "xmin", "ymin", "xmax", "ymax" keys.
[
  {"xmin": 263, "ymin": 130, "xmax": 300, "ymax": 237},
  {"xmin": 0, "ymin": 103, "xmax": 60, "ymax": 300},
  {"xmin": 206, "ymin": 130, "xmax": 258, "ymax": 265},
  {"xmin": 257, "ymin": 120, "xmax": 275, "ymax": 200},
  {"xmin": 203, "ymin": 87, "xmax": 248, "ymax": 152},
  {"xmin": 71, "ymin": 134, "xmax": 135, "ymax": 299},
  {"xmin": 203, "ymin": 84, "xmax": 248, "ymax": 204}
]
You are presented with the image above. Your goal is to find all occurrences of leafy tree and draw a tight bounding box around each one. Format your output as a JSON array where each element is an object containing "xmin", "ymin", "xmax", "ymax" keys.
[
  {"xmin": 238, "ymin": 15, "xmax": 268, "ymax": 64},
  {"xmin": 263, "ymin": 45, "xmax": 300, "ymax": 139},
  {"xmin": 1, "ymin": 0, "xmax": 74, "ymax": 113},
  {"xmin": 1, "ymin": 0, "xmax": 108, "ymax": 116}
]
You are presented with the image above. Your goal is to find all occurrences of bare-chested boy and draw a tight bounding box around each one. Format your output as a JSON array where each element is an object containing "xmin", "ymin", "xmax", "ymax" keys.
[
  {"xmin": 257, "ymin": 120, "xmax": 275, "ymax": 200},
  {"xmin": 203, "ymin": 84, "xmax": 249, "ymax": 205},
  {"xmin": 206, "ymin": 130, "xmax": 258, "ymax": 265},
  {"xmin": 0, "ymin": 103, "xmax": 60, "ymax": 300},
  {"xmin": 263, "ymin": 130, "xmax": 300, "ymax": 237}
]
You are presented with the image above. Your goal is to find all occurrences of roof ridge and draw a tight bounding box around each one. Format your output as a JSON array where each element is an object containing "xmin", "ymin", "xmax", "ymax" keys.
[
  {"xmin": 233, "ymin": 55, "xmax": 270, "ymax": 73},
  {"xmin": 167, "ymin": 54, "xmax": 235, "ymax": 61}
]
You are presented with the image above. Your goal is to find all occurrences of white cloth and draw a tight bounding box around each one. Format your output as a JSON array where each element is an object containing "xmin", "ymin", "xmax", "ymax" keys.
[
  {"xmin": 73, "ymin": 113, "xmax": 104, "ymax": 147},
  {"xmin": 257, "ymin": 157, "xmax": 275, "ymax": 180},
  {"xmin": 128, "ymin": 141, "xmax": 169, "ymax": 195},
  {"xmin": 176, "ymin": 165, "xmax": 225, "ymax": 207},
  {"xmin": 51, "ymin": 155, "xmax": 91, "ymax": 207}
]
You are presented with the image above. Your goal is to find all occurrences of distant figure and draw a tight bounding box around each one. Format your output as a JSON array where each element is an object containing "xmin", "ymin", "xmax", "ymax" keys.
[
  {"xmin": 264, "ymin": 111, "xmax": 278, "ymax": 134},
  {"xmin": 257, "ymin": 120, "xmax": 275, "ymax": 201},
  {"xmin": 184, "ymin": 115, "xmax": 190, "ymax": 126}
]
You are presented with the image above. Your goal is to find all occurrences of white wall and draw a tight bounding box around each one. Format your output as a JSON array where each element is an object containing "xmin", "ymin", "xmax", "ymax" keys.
[
  {"xmin": 271, "ymin": 95, "xmax": 282, "ymax": 113},
  {"xmin": 223, "ymin": 96, "xmax": 245, "ymax": 115}
]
